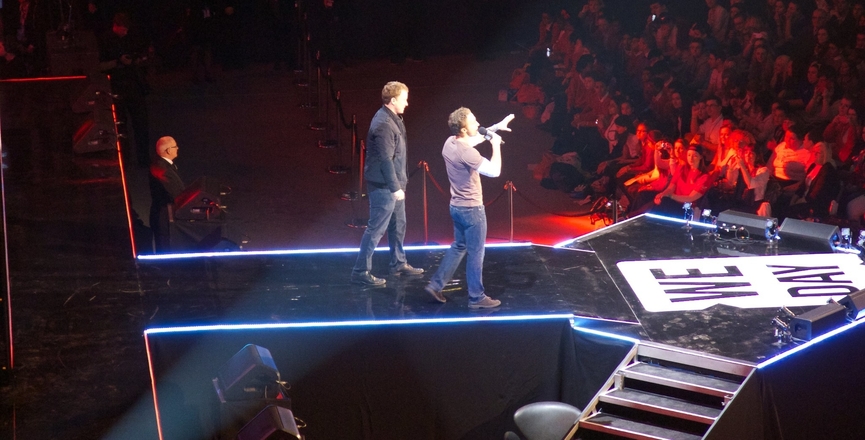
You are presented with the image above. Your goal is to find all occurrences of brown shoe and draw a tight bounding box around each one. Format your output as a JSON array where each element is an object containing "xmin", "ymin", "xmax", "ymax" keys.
[
  {"xmin": 468, "ymin": 295, "xmax": 501, "ymax": 309},
  {"xmin": 424, "ymin": 284, "xmax": 446, "ymax": 303},
  {"xmin": 390, "ymin": 263, "xmax": 424, "ymax": 276},
  {"xmin": 351, "ymin": 271, "xmax": 386, "ymax": 286}
]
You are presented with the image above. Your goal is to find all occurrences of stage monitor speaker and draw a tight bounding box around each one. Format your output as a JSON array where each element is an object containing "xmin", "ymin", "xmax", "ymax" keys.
[
  {"xmin": 216, "ymin": 344, "xmax": 281, "ymax": 402},
  {"xmin": 790, "ymin": 302, "xmax": 848, "ymax": 340},
  {"xmin": 174, "ymin": 177, "xmax": 223, "ymax": 221},
  {"xmin": 716, "ymin": 210, "xmax": 777, "ymax": 237},
  {"xmin": 72, "ymin": 107, "xmax": 116, "ymax": 154},
  {"xmin": 236, "ymin": 405, "xmax": 300, "ymax": 440},
  {"xmin": 839, "ymin": 289, "xmax": 865, "ymax": 321},
  {"xmin": 779, "ymin": 218, "xmax": 839, "ymax": 250}
]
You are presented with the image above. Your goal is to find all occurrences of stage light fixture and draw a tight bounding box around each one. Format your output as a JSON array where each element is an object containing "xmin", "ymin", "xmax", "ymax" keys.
[
  {"xmin": 770, "ymin": 300, "xmax": 853, "ymax": 343},
  {"xmin": 236, "ymin": 405, "xmax": 301, "ymax": 440},
  {"xmin": 214, "ymin": 344, "xmax": 283, "ymax": 402},
  {"xmin": 789, "ymin": 301, "xmax": 848, "ymax": 341},
  {"xmin": 839, "ymin": 289, "xmax": 865, "ymax": 321}
]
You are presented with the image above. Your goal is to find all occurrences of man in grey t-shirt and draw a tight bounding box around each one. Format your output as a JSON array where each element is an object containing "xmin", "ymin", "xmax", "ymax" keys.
[{"xmin": 424, "ymin": 108, "xmax": 513, "ymax": 309}]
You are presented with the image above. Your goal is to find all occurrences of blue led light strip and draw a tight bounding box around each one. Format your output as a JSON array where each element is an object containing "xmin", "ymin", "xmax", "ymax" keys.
[
  {"xmin": 144, "ymin": 313, "xmax": 577, "ymax": 335},
  {"xmin": 572, "ymin": 325, "xmax": 641, "ymax": 344},
  {"xmin": 137, "ymin": 242, "xmax": 532, "ymax": 261},
  {"xmin": 645, "ymin": 213, "xmax": 718, "ymax": 229}
]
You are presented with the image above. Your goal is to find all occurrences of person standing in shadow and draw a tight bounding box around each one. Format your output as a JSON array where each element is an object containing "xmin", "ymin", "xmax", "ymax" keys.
[
  {"xmin": 98, "ymin": 12, "xmax": 151, "ymax": 167},
  {"xmin": 149, "ymin": 137, "xmax": 185, "ymax": 253},
  {"xmin": 350, "ymin": 82, "xmax": 424, "ymax": 285}
]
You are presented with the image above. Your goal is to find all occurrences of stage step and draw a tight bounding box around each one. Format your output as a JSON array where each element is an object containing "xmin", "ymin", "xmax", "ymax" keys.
[
  {"xmin": 599, "ymin": 388, "xmax": 721, "ymax": 424},
  {"xmin": 619, "ymin": 363, "xmax": 741, "ymax": 398},
  {"xmin": 578, "ymin": 413, "xmax": 703, "ymax": 440},
  {"xmin": 574, "ymin": 342, "xmax": 755, "ymax": 440}
]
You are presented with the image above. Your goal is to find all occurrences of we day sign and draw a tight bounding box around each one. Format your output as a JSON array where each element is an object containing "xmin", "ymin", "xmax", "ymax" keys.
[{"xmin": 617, "ymin": 254, "xmax": 865, "ymax": 312}]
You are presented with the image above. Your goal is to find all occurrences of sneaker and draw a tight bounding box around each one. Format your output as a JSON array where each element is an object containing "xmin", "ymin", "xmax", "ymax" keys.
[
  {"xmin": 424, "ymin": 284, "xmax": 446, "ymax": 303},
  {"xmin": 351, "ymin": 271, "xmax": 386, "ymax": 286},
  {"xmin": 468, "ymin": 295, "xmax": 501, "ymax": 309},
  {"xmin": 390, "ymin": 263, "xmax": 424, "ymax": 276}
]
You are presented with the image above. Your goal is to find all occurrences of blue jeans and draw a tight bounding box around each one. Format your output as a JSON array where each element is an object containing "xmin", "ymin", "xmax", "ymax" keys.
[
  {"xmin": 353, "ymin": 187, "xmax": 407, "ymax": 274},
  {"xmin": 428, "ymin": 205, "xmax": 487, "ymax": 299}
]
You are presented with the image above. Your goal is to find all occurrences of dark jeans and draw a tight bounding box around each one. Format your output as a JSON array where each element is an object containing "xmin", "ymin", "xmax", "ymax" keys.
[
  {"xmin": 352, "ymin": 186, "xmax": 407, "ymax": 274},
  {"xmin": 427, "ymin": 205, "xmax": 487, "ymax": 299}
]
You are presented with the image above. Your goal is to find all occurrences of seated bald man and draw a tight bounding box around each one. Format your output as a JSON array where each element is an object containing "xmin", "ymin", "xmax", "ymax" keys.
[{"xmin": 149, "ymin": 136, "xmax": 185, "ymax": 253}]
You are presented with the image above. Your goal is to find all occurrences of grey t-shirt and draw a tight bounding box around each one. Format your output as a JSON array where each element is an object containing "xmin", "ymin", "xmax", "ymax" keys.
[{"xmin": 442, "ymin": 136, "xmax": 484, "ymax": 207}]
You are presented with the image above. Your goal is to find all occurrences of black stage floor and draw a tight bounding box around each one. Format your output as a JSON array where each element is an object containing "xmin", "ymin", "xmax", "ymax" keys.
[
  {"xmin": 136, "ymin": 216, "xmax": 865, "ymax": 439},
  {"xmin": 135, "ymin": 213, "xmax": 865, "ymax": 365},
  {"xmin": 136, "ymin": 244, "xmax": 629, "ymax": 327}
]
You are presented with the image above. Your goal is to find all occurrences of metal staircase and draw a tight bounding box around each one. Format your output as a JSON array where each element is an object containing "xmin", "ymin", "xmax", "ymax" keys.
[{"xmin": 574, "ymin": 342, "xmax": 756, "ymax": 440}]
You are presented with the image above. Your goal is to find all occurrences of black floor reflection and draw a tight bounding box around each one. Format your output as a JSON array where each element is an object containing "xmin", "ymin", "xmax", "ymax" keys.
[{"xmin": 136, "ymin": 245, "xmax": 634, "ymax": 327}]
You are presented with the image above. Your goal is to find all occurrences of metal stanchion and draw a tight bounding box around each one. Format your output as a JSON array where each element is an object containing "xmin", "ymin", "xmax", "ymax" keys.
[
  {"xmin": 420, "ymin": 161, "xmax": 429, "ymax": 244},
  {"xmin": 506, "ymin": 181, "xmax": 515, "ymax": 243},
  {"xmin": 326, "ymin": 91, "xmax": 350, "ymax": 173},
  {"xmin": 293, "ymin": 1, "xmax": 305, "ymax": 74},
  {"xmin": 345, "ymin": 138, "xmax": 368, "ymax": 228},
  {"xmin": 295, "ymin": 23, "xmax": 310, "ymax": 86},
  {"xmin": 309, "ymin": 64, "xmax": 327, "ymax": 131},
  {"xmin": 299, "ymin": 47, "xmax": 317, "ymax": 109},
  {"xmin": 340, "ymin": 115, "xmax": 364, "ymax": 201},
  {"xmin": 319, "ymin": 72, "xmax": 339, "ymax": 147}
]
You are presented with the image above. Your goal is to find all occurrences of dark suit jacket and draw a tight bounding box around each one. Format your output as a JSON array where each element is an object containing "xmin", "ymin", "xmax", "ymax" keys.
[
  {"xmin": 149, "ymin": 157, "xmax": 184, "ymax": 251},
  {"xmin": 149, "ymin": 157, "xmax": 184, "ymax": 216},
  {"xmin": 363, "ymin": 106, "xmax": 407, "ymax": 192}
]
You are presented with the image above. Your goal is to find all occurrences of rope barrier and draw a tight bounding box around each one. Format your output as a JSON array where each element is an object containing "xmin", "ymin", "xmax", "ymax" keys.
[
  {"xmin": 409, "ymin": 159, "xmax": 592, "ymax": 216},
  {"xmin": 484, "ymin": 187, "xmax": 508, "ymax": 208},
  {"xmin": 408, "ymin": 161, "xmax": 449, "ymax": 198},
  {"xmin": 325, "ymin": 75, "xmax": 353, "ymax": 130},
  {"xmin": 424, "ymin": 171, "xmax": 449, "ymax": 198},
  {"xmin": 408, "ymin": 163, "xmax": 424, "ymax": 179}
]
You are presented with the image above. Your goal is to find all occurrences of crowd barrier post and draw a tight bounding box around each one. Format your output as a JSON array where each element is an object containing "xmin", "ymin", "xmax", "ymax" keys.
[
  {"xmin": 308, "ymin": 56, "xmax": 326, "ymax": 130},
  {"xmin": 299, "ymin": 46, "xmax": 317, "ymax": 109},
  {"xmin": 345, "ymin": 138, "xmax": 368, "ymax": 229},
  {"xmin": 420, "ymin": 161, "xmax": 430, "ymax": 244},
  {"xmin": 326, "ymin": 91, "xmax": 349, "ymax": 174},
  {"xmin": 293, "ymin": 1, "xmax": 305, "ymax": 74},
  {"xmin": 294, "ymin": 24, "xmax": 310, "ymax": 87},
  {"xmin": 506, "ymin": 181, "xmax": 516, "ymax": 243},
  {"xmin": 318, "ymin": 70, "xmax": 339, "ymax": 148},
  {"xmin": 340, "ymin": 115, "xmax": 363, "ymax": 201}
]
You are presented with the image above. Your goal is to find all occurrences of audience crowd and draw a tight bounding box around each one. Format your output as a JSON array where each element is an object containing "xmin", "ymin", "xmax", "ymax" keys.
[{"xmin": 516, "ymin": 0, "xmax": 865, "ymax": 229}]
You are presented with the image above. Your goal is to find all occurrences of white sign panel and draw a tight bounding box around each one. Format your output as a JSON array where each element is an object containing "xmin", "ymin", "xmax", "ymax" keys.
[{"xmin": 617, "ymin": 254, "xmax": 865, "ymax": 312}]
